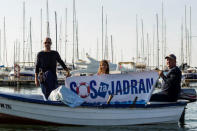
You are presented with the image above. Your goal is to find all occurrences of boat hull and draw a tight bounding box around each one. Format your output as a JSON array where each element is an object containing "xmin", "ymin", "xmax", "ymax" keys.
[{"xmin": 0, "ymin": 95, "xmax": 186, "ymax": 126}]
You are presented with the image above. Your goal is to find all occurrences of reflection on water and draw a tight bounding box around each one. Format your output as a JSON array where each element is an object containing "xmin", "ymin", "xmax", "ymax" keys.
[
  {"xmin": 0, "ymin": 85, "xmax": 41, "ymax": 95},
  {"xmin": 0, "ymin": 83, "xmax": 196, "ymax": 130},
  {"xmin": 0, "ymin": 123, "xmax": 186, "ymax": 131}
]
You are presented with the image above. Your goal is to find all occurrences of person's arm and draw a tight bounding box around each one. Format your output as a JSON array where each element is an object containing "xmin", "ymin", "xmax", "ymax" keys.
[
  {"xmin": 35, "ymin": 73, "xmax": 39, "ymax": 87},
  {"xmin": 35, "ymin": 53, "xmax": 41, "ymax": 86},
  {"xmin": 56, "ymin": 51, "xmax": 70, "ymax": 77}
]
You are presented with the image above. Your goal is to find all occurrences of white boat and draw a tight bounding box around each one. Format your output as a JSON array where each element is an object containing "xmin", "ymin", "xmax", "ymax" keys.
[
  {"xmin": 8, "ymin": 62, "xmax": 35, "ymax": 81},
  {"xmin": 0, "ymin": 67, "xmax": 10, "ymax": 80},
  {"xmin": 0, "ymin": 71, "xmax": 195, "ymax": 126},
  {"xmin": 71, "ymin": 54, "xmax": 117, "ymax": 75},
  {"xmin": 0, "ymin": 91, "xmax": 190, "ymax": 126},
  {"xmin": 9, "ymin": 66, "xmax": 35, "ymax": 81}
]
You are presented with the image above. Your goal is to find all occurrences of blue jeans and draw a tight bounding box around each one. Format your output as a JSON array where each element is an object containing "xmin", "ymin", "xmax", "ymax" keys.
[{"xmin": 39, "ymin": 71, "xmax": 58, "ymax": 100}]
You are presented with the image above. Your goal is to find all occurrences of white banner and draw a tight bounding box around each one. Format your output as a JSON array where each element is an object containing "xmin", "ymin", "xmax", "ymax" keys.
[{"xmin": 65, "ymin": 71, "xmax": 159, "ymax": 104}]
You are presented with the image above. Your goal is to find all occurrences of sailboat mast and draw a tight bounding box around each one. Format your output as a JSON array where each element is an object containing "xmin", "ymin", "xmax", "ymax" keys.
[
  {"xmin": 136, "ymin": 15, "xmax": 138, "ymax": 63},
  {"xmin": 189, "ymin": 6, "xmax": 192, "ymax": 66},
  {"xmin": 101, "ymin": 6, "xmax": 104, "ymax": 59},
  {"xmin": 40, "ymin": 8, "xmax": 43, "ymax": 50},
  {"xmin": 181, "ymin": 19, "xmax": 184, "ymax": 64},
  {"xmin": 76, "ymin": 21, "xmax": 79, "ymax": 60},
  {"xmin": 111, "ymin": 35, "xmax": 114, "ymax": 63},
  {"xmin": 23, "ymin": 1, "xmax": 25, "ymax": 63},
  {"xmin": 156, "ymin": 14, "xmax": 159, "ymax": 68},
  {"xmin": 147, "ymin": 33, "xmax": 150, "ymax": 68},
  {"xmin": 0, "ymin": 30, "xmax": 1, "ymax": 64},
  {"xmin": 29, "ymin": 18, "xmax": 32, "ymax": 62},
  {"xmin": 55, "ymin": 11, "xmax": 57, "ymax": 51},
  {"xmin": 46, "ymin": 0, "xmax": 50, "ymax": 37},
  {"xmin": 3, "ymin": 17, "xmax": 7, "ymax": 66},
  {"xmin": 141, "ymin": 19, "xmax": 144, "ymax": 61},
  {"xmin": 185, "ymin": 5, "xmax": 188, "ymax": 64},
  {"xmin": 65, "ymin": 8, "xmax": 67, "ymax": 63},
  {"xmin": 14, "ymin": 41, "xmax": 16, "ymax": 64},
  {"xmin": 59, "ymin": 17, "xmax": 62, "ymax": 55},
  {"xmin": 72, "ymin": 0, "xmax": 76, "ymax": 68},
  {"xmin": 104, "ymin": 15, "xmax": 108, "ymax": 60},
  {"xmin": 152, "ymin": 25, "xmax": 155, "ymax": 68},
  {"xmin": 96, "ymin": 38, "xmax": 99, "ymax": 60},
  {"xmin": 161, "ymin": 2, "xmax": 164, "ymax": 69}
]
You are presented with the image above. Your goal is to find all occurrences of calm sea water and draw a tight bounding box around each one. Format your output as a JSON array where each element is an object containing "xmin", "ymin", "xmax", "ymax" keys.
[{"xmin": 0, "ymin": 83, "xmax": 196, "ymax": 131}]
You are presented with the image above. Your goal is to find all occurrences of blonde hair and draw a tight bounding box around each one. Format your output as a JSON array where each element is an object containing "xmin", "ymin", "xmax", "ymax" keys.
[{"xmin": 97, "ymin": 60, "xmax": 109, "ymax": 75}]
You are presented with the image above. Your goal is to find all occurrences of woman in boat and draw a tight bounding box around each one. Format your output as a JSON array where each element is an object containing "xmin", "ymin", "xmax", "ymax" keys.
[
  {"xmin": 35, "ymin": 37, "xmax": 70, "ymax": 100},
  {"xmin": 97, "ymin": 60, "xmax": 109, "ymax": 75}
]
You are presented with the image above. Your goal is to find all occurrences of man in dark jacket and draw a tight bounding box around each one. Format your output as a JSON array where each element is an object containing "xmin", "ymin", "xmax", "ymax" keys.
[
  {"xmin": 150, "ymin": 54, "xmax": 182, "ymax": 102},
  {"xmin": 35, "ymin": 37, "xmax": 70, "ymax": 99}
]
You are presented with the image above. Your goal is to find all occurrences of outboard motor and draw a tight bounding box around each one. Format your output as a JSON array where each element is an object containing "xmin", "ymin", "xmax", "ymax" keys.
[{"xmin": 179, "ymin": 88, "xmax": 197, "ymax": 102}]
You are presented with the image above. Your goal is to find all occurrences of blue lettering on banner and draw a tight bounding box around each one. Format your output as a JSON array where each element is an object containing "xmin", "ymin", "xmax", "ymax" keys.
[
  {"xmin": 116, "ymin": 81, "xmax": 122, "ymax": 95},
  {"xmin": 68, "ymin": 78, "xmax": 154, "ymax": 99},
  {"xmin": 130, "ymin": 80, "xmax": 138, "ymax": 94},
  {"xmin": 123, "ymin": 80, "xmax": 129, "ymax": 94},
  {"xmin": 139, "ymin": 79, "xmax": 146, "ymax": 94},
  {"xmin": 70, "ymin": 82, "xmax": 77, "ymax": 93},
  {"xmin": 98, "ymin": 82, "xmax": 109, "ymax": 98},
  {"xmin": 90, "ymin": 80, "xmax": 97, "ymax": 99},
  {"xmin": 108, "ymin": 81, "xmax": 114, "ymax": 95},
  {"xmin": 146, "ymin": 78, "xmax": 154, "ymax": 93}
]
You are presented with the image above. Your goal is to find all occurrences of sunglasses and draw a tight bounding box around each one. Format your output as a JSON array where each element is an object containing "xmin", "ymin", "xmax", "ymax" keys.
[{"xmin": 44, "ymin": 42, "xmax": 51, "ymax": 44}]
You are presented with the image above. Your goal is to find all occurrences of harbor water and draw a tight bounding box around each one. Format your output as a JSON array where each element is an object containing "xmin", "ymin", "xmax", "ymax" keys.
[{"xmin": 0, "ymin": 84, "xmax": 196, "ymax": 131}]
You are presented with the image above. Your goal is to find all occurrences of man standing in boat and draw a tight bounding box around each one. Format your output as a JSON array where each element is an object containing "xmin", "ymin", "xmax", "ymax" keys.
[
  {"xmin": 151, "ymin": 54, "xmax": 182, "ymax": 102},
  {"xmin": 35, "ymin": 37, "xmax": 70, "ymax": 100}
]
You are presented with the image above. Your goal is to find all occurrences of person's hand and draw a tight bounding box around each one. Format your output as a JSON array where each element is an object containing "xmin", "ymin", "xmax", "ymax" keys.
[
  {"xmin": 35, "ymin": 78, "xmax": 40, "ymax": 87},
  {"xmin": 66, "ymin": 70, "xmax": 71, "ymax": 77},
  {"xmin": 64, "ymin": 68, "xmax": 71, "ymax": 78},
  {"xmin": 158, "ymin": 70, "xmax": 164, "ymax": 78}
]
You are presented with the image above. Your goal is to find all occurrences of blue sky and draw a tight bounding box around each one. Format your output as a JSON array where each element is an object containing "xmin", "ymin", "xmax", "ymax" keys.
[{"xmin": 0, "ymin": 0, "xmax": 197, "ymax": 67}]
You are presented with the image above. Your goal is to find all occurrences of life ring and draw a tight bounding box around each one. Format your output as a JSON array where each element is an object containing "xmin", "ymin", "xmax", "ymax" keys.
[
  {"xmin": 14, "ymin": 64, "xmax": 20, "ymax": 78},
  {"xmin": 76, "ymin": 82, "xmax": 90, "ymax": 98}
]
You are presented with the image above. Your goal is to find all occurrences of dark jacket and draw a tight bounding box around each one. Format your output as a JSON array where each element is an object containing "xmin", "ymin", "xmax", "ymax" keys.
[
  {"xmin": 35, "ymin": 50, "xmax": 67, "ymax": 77},
  {"xmin": 161, "ymin": 66, "xmax": 182, "ymax": 100}
]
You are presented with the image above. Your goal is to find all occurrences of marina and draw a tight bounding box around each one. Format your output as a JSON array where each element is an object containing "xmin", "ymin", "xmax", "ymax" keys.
[{"xmin": 0, "ymin": 0, "xmax": 197, "ymax": 130}]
